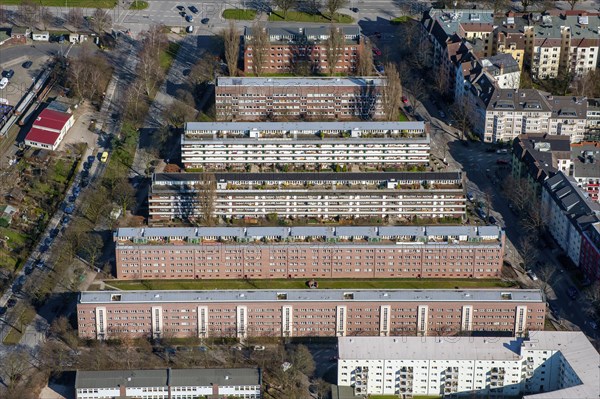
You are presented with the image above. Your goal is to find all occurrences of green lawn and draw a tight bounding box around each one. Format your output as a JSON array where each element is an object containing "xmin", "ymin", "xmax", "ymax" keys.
[
  {"xmin": 390, "ymin": 16, "xmax": 411, "ymax": 24},
  {"xmin": 1, "ymin": 0, "xmax": 116, "ymax": 6},
  {"xmin": 3, "ymin": 306, "xmax": 37, "ymax": 345},
  {"xmin": 160, "ymin": 42, "xmax": 181, "ymax": 71},
  {"xmin": 398, "ymin": 110, "xmax": 409, "ymax": 121},
  {"xmin": 107, "ymin": 278, "xmax": 514, "ymax": 291},
  {"xmin": 268, "ymin": 10, "xmax": 353, "ymax": 23},
  {"xmin": 222, "ymin": 9, "xmax": 257, "ymax": 20},
  {"xmin": 129, "ymin": 0, "xmax": 148, "ymax": 10}
]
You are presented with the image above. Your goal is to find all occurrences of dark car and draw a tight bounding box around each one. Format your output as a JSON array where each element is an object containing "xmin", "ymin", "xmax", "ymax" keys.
[
  {"xmin": 4, "ymin": 69, "xmax": 14, "ymax": 79},
  {"xmin": 179, "ymin": 10, "xmax": 186, "ymax": 17},
  {"xmin": 176, "ymin": 5, "xmax": 184, "ymax": 11},
  {"xmin": 0, "ymin": 306, "xmax": 6, "ymax": 315},
  {"xmin": 64, "ymin": 205, "xmax": 75, "ymax": 215},
  {"xmin": 50, "ymin": 228, "xmax": 59, "ymax": 238},
  {"xmin": 87, "ymin": 155, "xmax": 95, "ymax": 164},
  {"xmin": 201, "ymin": 18, "xmax": 209, "ymax": 24},
  {"xmin": 374, "ymin": 31, "xmax": 382, "ymax": 38},
  {"xmin": 62, "ymin": 215, "xmax": 71, "ymax": 224},
  {"xmin": 567, "ymin": 286, "xmax": 579, "ymax": 300},
  {"xmin": 548, "ymin": 304, "xmax": 559, "ymax": 315},
  {"xmin": 22, "ymin": 60, "xmax": 33, "ymax": 69},
  {"xmin": 7, "ymin": 298, "xmax": 17, "ymax": 308},
  {"xmin": 488, "ymin": 215, "xmax": 498, "ymax": 224},
  {"xmin": 81, "ymin": 170, "xmax": 89, "ymax": 179},
  {"xmin": 80, "ymin": 178, "xmax": 89, "ymax": 188},
  {"xmin": 185, "ymin": 15, "xmax": 193, "ymax": 22},
  {"xmin": 350, "ymin": 7, "xmax": 359, "ymax": 13},
  {"xmin": 189, "ymin": 5, "xmax": 198, "ymax": 13}
]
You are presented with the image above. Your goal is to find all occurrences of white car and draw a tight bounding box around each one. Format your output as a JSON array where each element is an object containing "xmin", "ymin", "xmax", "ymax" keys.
[
  {"xmin": 0, "ymin": 77, "xmax": 8, "ymax": 90},
  {"xmin": 527, "ymin": 271, "xmax": 539, "ymax": 281}
]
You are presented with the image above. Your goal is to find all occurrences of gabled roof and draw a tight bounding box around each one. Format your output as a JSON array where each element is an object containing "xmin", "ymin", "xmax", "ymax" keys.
[
  {"xmin": 24, "ymin": 127, "xmax": 60, "ymax": 146},
  {"xmin": 33, "ymin": 108, "xmax": 72, "ymax": 132}
]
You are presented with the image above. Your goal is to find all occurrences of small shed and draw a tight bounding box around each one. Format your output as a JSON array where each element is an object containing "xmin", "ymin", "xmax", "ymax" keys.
[{"xmin": 32, "ymin": 30, "xmax": 50, "ymax": 41}]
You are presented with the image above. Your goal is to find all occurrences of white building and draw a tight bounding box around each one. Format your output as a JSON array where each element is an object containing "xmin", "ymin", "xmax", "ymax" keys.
[
  {"xmin": 483, "ymin": 89, "xmax": 587, "ymax": 143},
  {"xmin": 31, "ymin": 30, "xmax": 49, "ymax": 41},
  {"xmin": 75, "ymin": 368, "xmax": 262, "ymax": 399},
  {"xmin": 337, "ymin": 331, "xmax": 600, "ymax": 398},
  {"xmin": 480, "ymin": 53, "xmax": 521, "ymax": 89},
  {"xmin": 181, "ymin": 121, "xmax": 430, "ymax": 170},
  {"xmin": 541, "ymin": 172, "xmax": 600, "ymax": 266}
]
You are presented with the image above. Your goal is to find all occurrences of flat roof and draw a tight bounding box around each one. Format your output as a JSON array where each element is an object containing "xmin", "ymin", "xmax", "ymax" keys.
[
  {"xmin": 79, "ymin": 289, "xmax": 543, "ymax": 305},
  {"xmin": 75, "ymin": 368, "xmax": 260, "ymax": 389},
  {"xmin": 115, "ymin": 225, "xmax": 502, "ymax": 241},
  {"xmin": 153, "ymin": 171, "xmax": 462, "ymax": 184},
  {"xmin": 184, "ymin": 121, "xmax": 426, "ymax": 132},
  {"xmin": 217, "ymin": 76, "xmax": 385, "ymax": 87}
]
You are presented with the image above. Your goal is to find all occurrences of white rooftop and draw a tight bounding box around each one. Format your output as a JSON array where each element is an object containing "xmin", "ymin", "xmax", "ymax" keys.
[{"xmin": 184, "ymin": 121, "xmax": 426, "ymax": 132}]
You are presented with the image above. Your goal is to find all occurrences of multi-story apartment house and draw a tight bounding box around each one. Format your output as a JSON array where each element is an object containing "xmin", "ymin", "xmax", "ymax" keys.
[
  {"xmin": 113, "ymin": 225, "xmax": 505, "ymax": 280},
  {"xmin": 337, "ymin": 332, "xmax": 600, "ymax": 399},
  {"xmin": 495, "ymin": 15, "xmax": 527, "ymax": 71},
  {"xmin": 483, "ymin": 89, "xmax": 587, "ymax": 143},
  {"xmin": 579, "ymin": 221, "xmax": 600, "ymax": 280},
  {"xmin": 181, "ymin": 121, "xmax": 429, "ymax": 171},
  {"xmin": 480, "ymin": 53, "xmax": 521, "ymax": 89},
  {"xmin": 570, "ymin": 142, "xmax": 600, "ymax": 202},
  {"xmin": 511, "ymin": 133, "xmax": 571, "ymax": 195},
  {"xmin": 75, "ymin": 368, "xmax": 262, "ymax": 399},
  {"xmin": 541, "ymin": 172, "xmax": 600, "ymax": 269},
  {"xmin": 215, "ymin": 77, "xmax": 385, "ymax": 121},
  {"xmin": 76, "ymin": 289, "xmax": 545, "ymax": 340},
  {"xmin": 243, "ymin": 26, "xmax": 362, "ymax": 74},
  {"xmin": 148, "ymin": 172, "xmax": 466, "ymax": 223},
  {"xmin": 587, "ymin": 98, "xmax": 600, "ymax": 136},
  {"xmin": 526, "ymin": 12, "xmax": 600, "ymax": 79},
  {"xmin": 421, "ymin": 9, "xmax": 495, "ymax": 97}
]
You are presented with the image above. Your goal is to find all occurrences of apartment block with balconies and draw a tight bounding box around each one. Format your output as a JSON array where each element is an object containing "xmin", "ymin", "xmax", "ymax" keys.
[
  {"xmin": 215, "ymin": 77, "xmax": 386, "ymax": 121},
  {"xmin": 181, "ymin": 121, "xmax": 429, "ymax": 171},
  {"xmin": 113, "ymin": 225, "xmax": 505, "ymax": 280},
  {"xmin": 148, "ymin": 172, "xmax": 466, "ymax": 223},
  {"xmin": 337, "ymin": 332, "xmax": 600, "ymax": 398},
  {"xmin": 243, "ymin": 26, "xmax": 362, "ymax": 74},
  {"xmin": 76, "ymin": 289, "xmax": 545, "ymax": 340}
]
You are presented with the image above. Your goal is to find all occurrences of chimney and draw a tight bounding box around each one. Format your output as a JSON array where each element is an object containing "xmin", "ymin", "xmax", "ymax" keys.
[{"xmin": 212, "ymin": 383, "xmax": 220, "ymax": 396}]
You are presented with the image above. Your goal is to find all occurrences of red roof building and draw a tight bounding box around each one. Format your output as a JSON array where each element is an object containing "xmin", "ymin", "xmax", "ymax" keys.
[{"xmin": 25, "ymin": 108, "xmax": 74, "ymax": 150}]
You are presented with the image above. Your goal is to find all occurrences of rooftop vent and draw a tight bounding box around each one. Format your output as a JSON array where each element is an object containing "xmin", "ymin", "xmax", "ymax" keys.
[{"xmin": 111, "ymin": 294, "xmax": 122, "ymax": 302}]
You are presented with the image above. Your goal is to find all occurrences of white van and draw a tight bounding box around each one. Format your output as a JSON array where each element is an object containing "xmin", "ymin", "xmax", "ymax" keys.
[
  {"xmin": 0, "ymin": 78, "xmax": 8, "ymax": 90},
  {"xmin": 186, "ymin": 26, "xmax": 194, "ymax": 33}
]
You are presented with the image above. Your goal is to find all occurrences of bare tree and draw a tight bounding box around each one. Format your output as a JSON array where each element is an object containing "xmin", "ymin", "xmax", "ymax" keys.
[
  {"xmin": 273, "ymin": 0, "xmax": 297, "ymax": 18},
  {"xmin": 248, "ymin": 21, "xmax": 269, "ymax": 76},
  {"xmin": 325, "ymin": 25, "xmax": 344, "ymax": 76},
  {"xmin": 80, "ymin": 231, "xmax": 104, "ymax": 269},
  {"xmin": 0, "ymin": 349, "xmax": 30, "ymax": 390},
  {"xmin": 65, "ymin": 7, "xmax": 84, "ymax": 28},
  {"xmin": 404, "ymin": 78, "xmax": 427, "ymax": 115},
  {"xmin": 139, "ymin": 46, "xmax": 164, "ymax": 96},
  {"xmin": 305, "ymin": 0, "xmax": 322, "ymax": 15},
  {"xmin": 450, "ymin": 96, "xmax": 471, "ymax": 140},
  {"xmin": 190, "ymin": 55, "xmax": 219, "ymax": 85},
  {"xmin": 0, "ymin": 5, "xmax": 8, "ymax": 24},
  {"xmin": 16, "ymin": 0, "xmax": 39, "ymax": 25},
  {"xmin": 381, "ymin": 62, "xmax": 402, "ymax": 121},
  {"xmin": 114, "ymin": 178, "xmax": 136, "ymax": 217},
  {"xmin": 535, "ymin": 261, "xmax": 557, "ymax": 296},
  {"xmin": 519, "ymin": 235, "xmax": 539, "ymax": 271},
  {"xmin": 141, "ymin": 24, "xmax": 168, "ymax": 59},
  {"xmin": 325, "ymin": 0, "xmax": 349, "ymax": 19},
  {"xmin": 565, "ymin": 0, "xmax": 579, "ymax": 9},
  {"xmin": 91, "ymin": 8, "xmax": 112, "ymax": 34},
  {"xmin": 196, "ymin": 173, "xmax": 217, "ymax": 226},
  {"xmin": 164, "ymin": 100, "xmax": 196, "ymax": 128},
  {"xmin": 38, "ymin": 6, "xmax": 54, "ymax": 29},
  {"xmin": 123, "ymin": 79, "xmax": 149, "ymax": 128},
  {"xmin": 222, "ymin": 21, "xmax": 240, "ymax": 77},
  {"xmin": 583, "ymin": 281, "xmax": 600, "ymax": 319},
  {"xmin": 356, "ymin": 38, "xmax": 374, "ymax": 76},
  {"xmin": 482, "ymin": 0, "xmax": 511, "ymax": 13}
]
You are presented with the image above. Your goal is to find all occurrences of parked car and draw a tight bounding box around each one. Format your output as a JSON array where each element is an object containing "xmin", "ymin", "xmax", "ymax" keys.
[
  {"xmin": 590, "ymin": 321, "xmax": 598, "ymax": 330},
  {"xmin": 50, "ymin": 228, "xmax": 59, "ymax": 238},
  {"xmin": 7, "ymin": 298, "xmax": 17, "ymax": 308},
  {"xmin": 64, "ymin": 204, "xmax": 75, "ymax": 215},
  {"xmin": 80, "ymin": 177, "xmax": 89, "ymax": 187},
  {"xmin": 22, "ymin": 60, "xmax": 33, "ymax": 69},
  {"xmin": 201, "ymin": 18, "xmax": 209, "ymax": 24},
  {"xmin": 496, "ymin": 159, "xmax": 509, "ymax": 165},
  {"xmin": 185, "ymin": 15, "xmax": 193, "ymax": 22},
  {"xmin": 3, "ymin": 69, "xmax": 14, "ymax": 79},
  {"xmin": 0, "ymin": 78, "xmax": 8, "ymax": 90},
  {"xmin": 253, "ymin": 345, "xmax": 265, "ymax": 351},
  {"xmin": 189, "ymin": 5, "xmax": 198, "ymax": 13},
  {"xmin": 527, "ymin": 271, "xmax": 539, "ymax": 281},
  {"xmin": 548, "ymin": 304, "xmax": 559, "ymax": 315},
  {"xmin": 496, "ymin": 149, "xmax": 508, "ymax": 154},
  {"xmin": 61, "ymin": 215, "xmax": 71, "ymax": 224},
  {"xmin": 438, "ymin": 110, "xmax": 446, "ymax": 118},
  {"xmin": 488, "ymin": 215, "xmax": 498, "ymax": 224},
  {"xmin": 372, "ymin": 47, "xmax": 382, "ymax": 56},
  {"xmin": 402, "ymin": 96, "xmax": 409, "ymax": 104},
  {"xmin": 374, "ymin": 31, "xmax": 382, "ymax": 38},
  {"xmin": 176, "ymin": 5, "xmax": 185, "ymax": 11},
  {"xmin": 101, "ymin": 151, "xmax": 109, "ymax": 162},
  {"xmin": 466, "ymin": 192, "xmax": 474, "ymax": 202},
  {"xmin": 567, "ymin": 286, "xmax": 579, "ymax": 300},
  {"xmin": 350, "ymin": 7, "xmax": 359, "ymax": 13},
  {"xmin": 87, "ymin": 155, "xmax": 95, "ymax": 164},
  {"xmin": 186, "ymin": 26, "xmax": 194, "ymax": 33}
]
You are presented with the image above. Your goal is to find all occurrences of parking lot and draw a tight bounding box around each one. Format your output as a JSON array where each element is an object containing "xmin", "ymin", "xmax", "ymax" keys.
[{"xmin": 0, "ymin": 45, "xmax": 54, "ymax": 106}]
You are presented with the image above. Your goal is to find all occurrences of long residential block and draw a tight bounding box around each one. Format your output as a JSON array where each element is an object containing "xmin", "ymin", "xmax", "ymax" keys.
[
  {"xmin": 77, "ymin": 289, "xmax": 545, "ymax": 340},
  {"xmin": 75, "ymin": 368, "xmax": 262, "ymax": 399},
  {"xmin": 337, "ymin": 332, "xmax": 600, "ymax": 399},
  {"xmin": 181, "ymin": 121, "xmax": 429, "ymax": 171},
  {"xmin": 114, "ymin": 225, "xmax": 505, "ymax": 280},
  {"xmin": 148, "ymin": 172, "xmax": 466, "ymax": 223},
  {"xmin": 215, "ymin": 76, "xmax": 386, "ymax": 121}
]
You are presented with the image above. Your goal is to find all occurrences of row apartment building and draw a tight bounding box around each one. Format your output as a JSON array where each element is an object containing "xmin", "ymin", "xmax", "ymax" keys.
[
  {"xmin": 113, "ymin": 225, "xmax": 505, "ymax": 280},
  {"xmin": 215, "ymin": 77, "xmax": 386, "ymax": 121},
  {"xmin": 483, "ymin": 89, "xmax": 587, "ymax": 143},
  {"xmin": 243, "ymin": 25, "xmax": 362, "ymax": 74},
  {"xmin": 337, "ymin": 332, "xmax": 600, "ymax": 399},
  {"xmin": 148, "ymin": 172, "xmax": 466, "ymax": 223},
  {"xmin": 181, "ymin": 121, "xmax": 429, "ymax": 171},
  {"xmin": 75, "ymin": 368, "xmax": 262, "ymax": 399},
  {"xmin": 76, "ymin": 289, "xmax": 545, "ymax": 340},
  {"xmin": 541, "ymin": 172, "xmax": 600, "ymax": 280}
]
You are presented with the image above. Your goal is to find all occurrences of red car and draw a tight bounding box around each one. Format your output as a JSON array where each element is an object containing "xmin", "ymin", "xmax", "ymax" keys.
[
  {"xmin": 372, "ymin": 47, "xmax": 382, "ymax": 56},
  {"xmin": 496, "ymin": 159, "xmax": 509, "ymax": 165},
  {"xmin": 402, "ymin": 96, "xmax": 409, "ymax": 104}
]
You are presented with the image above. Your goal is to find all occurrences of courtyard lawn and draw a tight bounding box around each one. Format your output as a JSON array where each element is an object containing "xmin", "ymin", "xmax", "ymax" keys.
[
  {"xmin": 268, "ymin": 10, "xmax": 353, "ymax": 23},
  {"xmin": 107, "ymin": 278, "xmax": 515, "ymax": 291},
  {"xmin": 222, "ymin": 9, "xmax": 257, "ymax": 20}
]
